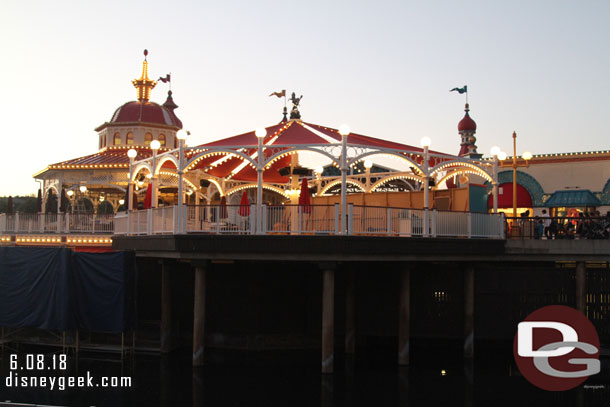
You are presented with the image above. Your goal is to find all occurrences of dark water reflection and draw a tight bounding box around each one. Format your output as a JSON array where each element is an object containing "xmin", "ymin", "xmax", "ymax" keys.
[{"xmin": 0, "ymin": 344, "xmax": 608, "ymax": 407}]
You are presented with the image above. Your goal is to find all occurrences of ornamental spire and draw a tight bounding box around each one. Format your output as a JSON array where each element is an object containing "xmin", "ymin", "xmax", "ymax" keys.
[{"xmin": 132, "ymin": 49, "xmax": 157, "ymax": 102}]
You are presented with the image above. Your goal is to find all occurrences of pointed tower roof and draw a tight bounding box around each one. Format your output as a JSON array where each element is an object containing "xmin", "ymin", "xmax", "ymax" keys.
[{"xmin": 131, "ymin": 49, "xmax": 157, "ymax": 102}]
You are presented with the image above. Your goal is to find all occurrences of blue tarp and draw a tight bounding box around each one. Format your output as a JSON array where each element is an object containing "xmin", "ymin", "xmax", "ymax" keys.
[{"xmin": 0, "ymin": 247, "xmax": 135, "ymax": 332}]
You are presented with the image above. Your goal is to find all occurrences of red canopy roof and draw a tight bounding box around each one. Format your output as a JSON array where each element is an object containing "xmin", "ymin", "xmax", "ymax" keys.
[{"xmin": 186, "ymin": 120, "xmax": 450, "ymax": 182}]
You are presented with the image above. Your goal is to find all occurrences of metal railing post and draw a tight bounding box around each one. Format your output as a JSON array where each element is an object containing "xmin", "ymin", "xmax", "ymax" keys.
[
  {"xmin": 147, "ymin": 209, "xmax": 153, "ymax": 235},
  {"xmin": 387, "ymin": 208, "xmax": 392, "ymax": 236},
  {"xmin": 500, "ymin": 213, "xmax": 506, "ymax": 239},
  {"xmin": 262, "ymin": 204, "xmax": 267, "ymax": 234},
  {"xmin": 250, "ymin": 204, "xmax": 255, "ymax": 234},
  {"xmin": 298, "ymin": 206, "xmax": 302, "ymax": 235},
  {"xmin": 423, "ymin": 208, "xmax": 429, "ymax": 237},
  {"xmin": 348, "ymin": 204, "xmax": 354, "ymax": 235},
  {"xmin": 467, "ymin": 212, "xmax": 472, "ymax": 238},
  {"xmin": 334, "ymin": 203, "xmax": 339, "ymax": 235},
  {"xmin": 15, "ymin": 212, "xmax": 20, "ymax": 233},
  {"xmin": 39, "ymin": 213, "xmax": 44, "ymax": 233},
  {"xmin": 215, "ymin": 207, "xmax": 220, "ymax": 234},
  {"xmin": 432, "ymin": 209, "xmax": 437, "ymax": 238},
  {"xmin": 173, "ymin": 206, "xmax": 180, "ymax": 234}
]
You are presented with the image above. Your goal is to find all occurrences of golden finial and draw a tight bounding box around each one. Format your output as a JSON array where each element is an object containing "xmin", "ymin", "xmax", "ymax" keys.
[{"xmin": 132, "ymin": 49, "xmax": 157, "ymax": 102}]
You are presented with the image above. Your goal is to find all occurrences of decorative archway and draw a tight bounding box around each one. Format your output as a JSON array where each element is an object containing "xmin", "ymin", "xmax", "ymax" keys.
[
  {"xmin": 319, "ymin": 179, "xmax": 367, "ymax": 195},
  {"xmin": 486, "ymin": 171, "xmax": 545, "ymax": 206},
  {"xmin": 369, "ymin": 173, "xmax": 424, "ymax": 192}
]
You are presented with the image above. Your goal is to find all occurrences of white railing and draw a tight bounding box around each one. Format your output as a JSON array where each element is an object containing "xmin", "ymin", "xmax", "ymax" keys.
[
  {"xmin": 265, "ymin": 205, "xmax": 338, "ymax": 235},
  {"xmin": 186, "ymin": 205, "xmax": 255, "ymax": 234},
  {"xmin": 152, "ymin": 206, "xmax": 176, "ymax": 234},
  {"xmin": 0, "ymin": 213, "xmax": 114, "ymax": 235}
]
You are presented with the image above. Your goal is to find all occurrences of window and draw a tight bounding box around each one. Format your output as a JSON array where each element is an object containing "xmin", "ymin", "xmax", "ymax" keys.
[
  {"xmin": 159, "ymin": 134, "xmax": 166, "ymax": 147},
  {"xmin": 113, "ymin": 133, "xmax": 121, "ymax": 145},
  {"xmin": 144, "ymin": 133, "xmax": 152, "ymax": 146},
  {"xmin": 126, "ymin": 132, "xmax": 134, "ymax": 145}
]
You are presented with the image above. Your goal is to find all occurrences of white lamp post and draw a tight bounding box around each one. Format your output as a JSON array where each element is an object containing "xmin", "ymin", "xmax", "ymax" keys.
[
  {"xmin": 420, "ymin": 137, "xmax": 431, "ymax": 237},
  {"xmin": 176, "ymin": 130, "xmax": 188, "ymax": 233},
  {"xmin": 255, "ymin": 127, "xmax": 266, "ymax": 234},
  {"xmin": 127, "ymin": 148, "xmax": 137, "ymax": 211},
  {"xmin": 490, "ymin": 146, "xmax": 501, "ymax": 214},
  {"xmin": 338, "ymin": 124, "xmax": 350, "ymax": 235},
  {"xmin": 150, "ymin": 140, "xmax": 161, "ymax": 208}
]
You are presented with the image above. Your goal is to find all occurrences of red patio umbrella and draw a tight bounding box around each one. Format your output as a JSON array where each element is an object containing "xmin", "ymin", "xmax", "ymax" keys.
[
  {"xmin": 142, "ymin": 184, "xmax": 152, "ymax": 209},
  {"xmin": 219, "ymin": 196, "xmax": 228, "ymax": 218},
  {"xmin": 239, "ymin": 190, "xmax": 250, "ymax": 216},
  {"xmin": 298, "ymin": 177, "xmax": 312, "ymax": 213}
]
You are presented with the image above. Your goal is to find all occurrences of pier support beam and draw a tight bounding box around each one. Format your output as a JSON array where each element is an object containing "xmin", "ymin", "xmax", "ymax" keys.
[
  {"xmin": 321, "ymin": 264, "xmax": 335, "ymax": 374},
  {"xmin": 345, "ymin": 270, "xmax": 356, "ymax": 356},
  {"xmin": 160, "ymin": 261, "xmax": 172, "ymax": 353},
  {"xmin": 193, "ymin": 263, "xmax": 208, "ymax": 367},
  {"xmin": 464, "ymin": 266, "xmax": 474, "ymax": 360},
  {"xmin": 576, "ymin": 261, "xmax": 586, "ymax": 315},
  {"xmin": 398, "ymin": 268, "xmax": 411, "ymax": 365}
]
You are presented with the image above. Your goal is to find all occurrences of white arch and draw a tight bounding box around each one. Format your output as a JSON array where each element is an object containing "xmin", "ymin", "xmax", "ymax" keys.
[
  {"xmin": 225, "ymin": 183, "xmax": 289, "ymax": 199},
  {"xmin": 319, "ymin": 179, "xmax": 367, "ymax": 195},
  {"xmin": 155, "ymin": 155, "xmax": 179, "ymax": 175},
  {"xmin": 436, "ymin": 168, "xmax": 494, "ymax": 187},
  {"xmin": 264, "ymin": 147, "xmax": 339, "ymax": 168},
  {"xmin": 429, "ymin": 160, "xmax": 491, "ymax": 179},
  {"xmin": 347, "ymin": 150, "xmax": 425, "ymax": 174},
  {"xmin": 370, "ymin": 174, "xmax": 424, "ymax": 192},
  {"xmin": 184, "ymin": 149, "xmax": 257, "ymax": 172},
  {"xmin": 131, "ymin": 163, "xmax": 153, "ymax": 181}
]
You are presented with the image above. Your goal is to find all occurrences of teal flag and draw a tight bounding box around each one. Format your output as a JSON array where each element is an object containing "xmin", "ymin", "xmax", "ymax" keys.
[{"xmin": 450, "ymin": 86, "xmax": 468, "ymax": 94}]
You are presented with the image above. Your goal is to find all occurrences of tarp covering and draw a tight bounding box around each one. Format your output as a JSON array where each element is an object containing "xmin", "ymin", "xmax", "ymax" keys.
[{"xmin": 0, "ymin": 247, "xmax": 135, "ymax": 332}]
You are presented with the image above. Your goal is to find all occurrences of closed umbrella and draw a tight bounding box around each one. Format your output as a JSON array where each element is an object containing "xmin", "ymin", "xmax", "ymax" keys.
[
  {"xmin": 36, "ymin": 189, "xmax": 42, "ymax": 213},
  {"xmin": 7, "ymin": 196, "xmax": 14, "ymax": 214},
  {"xmin": 142, "ymin": 184, "xmax": 152, "ymax": 209},
  {"xmin": 298, "ymin": 177, "xmax": 312, "ymax": 213},
  {"xmin": 219, "ymin": 196, "xmax": 228, "ymax": 219},
  {"xmin": 239, "ymin": 190, "xmax": 250, "ymax": 216},
  {"xmin": 60, "ymin": 188, "xmax": 68, "ymax": 213}
]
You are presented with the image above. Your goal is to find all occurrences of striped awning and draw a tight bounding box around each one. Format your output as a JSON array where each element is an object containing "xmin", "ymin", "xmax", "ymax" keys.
[{"xmin": 544, "ymin": 190, "xmax": 601, "ymax": 207}]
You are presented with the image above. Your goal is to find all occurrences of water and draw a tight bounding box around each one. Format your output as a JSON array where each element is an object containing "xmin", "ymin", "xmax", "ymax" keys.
[{"xmin": 0, "ymin": 344, "xmax": 608, "ymax": 407}]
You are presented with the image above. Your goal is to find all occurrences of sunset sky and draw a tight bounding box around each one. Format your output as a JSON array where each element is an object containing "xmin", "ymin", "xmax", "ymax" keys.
[{"xmin": 1, "ymin": 0, "xmax": 609, "ymax": 195}]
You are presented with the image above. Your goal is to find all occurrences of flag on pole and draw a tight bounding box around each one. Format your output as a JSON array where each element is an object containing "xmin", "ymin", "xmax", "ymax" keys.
[
  {"xmin": 158, "ymin": 74, "xmax": 171, "ymax": 83},
  {"xmin": 269, "ymin": 89, "xmax": 286, "ymax": 98},
  {"xmin": 450, "ymin": 86, "xmax": 468, "ymax": 94}
]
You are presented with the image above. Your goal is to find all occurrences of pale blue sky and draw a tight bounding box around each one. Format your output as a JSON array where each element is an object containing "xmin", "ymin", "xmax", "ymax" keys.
[{"xmin": 1, "ymin": 0, "xmax": 609, "ymax": 195}]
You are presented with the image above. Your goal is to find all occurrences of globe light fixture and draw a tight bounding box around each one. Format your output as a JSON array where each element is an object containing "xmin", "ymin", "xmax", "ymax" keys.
[
  {"xmin": 338, "ymin": 124, "xmax": 350, "ymax": 136},
  {"xmin": 498, "ymin": 151, "xmax": 508, "ymax": 161},
  {"xmin": 364, "ymin": 160, "xmax": 373, "ymax": 169},
  {"xmin": 119, "ymin": 199, "xmax": 125, "ymax": 205},
  {"xmin": 255, "ymin": 128, "xmax": 267, "ymax": 138},
  {"xmin": 176, "ymin": 129, "xmax": 188, "ymax": 140},
  {"xmin": 127, "ymin": 149, "xmax": 137, "ymax": 159},
  {"xmin": 66, "ymin": 190, "xmax": 74, "ymax": 197},
  {"xmin": 420, "ymin": 136, "xmax": 432, "ymax": 148},
  {"xmin": 315, "ymin": 166, "xmax": 324, "ymax": 175},
  {"xmin": 522, "ymin": 151, "xmax": 533, "ymax": 161},
  {"xmin": 490, "ymin": 146, "xmax": 501, "ymax": 157},
  {"xmin": 79, "ymin": 185, "xmax": 87, "ymax": 193},
  {"xmin": 150, "ymin": 139, "xmax": 161, "ymax": 150}
]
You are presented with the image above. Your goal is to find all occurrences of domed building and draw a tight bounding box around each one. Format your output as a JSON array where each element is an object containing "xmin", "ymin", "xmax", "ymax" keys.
[{"xmin": 34, "ymin": 51, "xmax": 183, "ymax": 213}]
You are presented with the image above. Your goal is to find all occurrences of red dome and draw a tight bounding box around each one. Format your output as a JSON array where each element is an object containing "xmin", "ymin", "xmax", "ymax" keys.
[
  {"xmin": 458, "ymin": 112, "xmax": 476, "ymax": 132},
  {"xmin": 110, "ymin": 101, "xmax": 182, "ymax": 128}
]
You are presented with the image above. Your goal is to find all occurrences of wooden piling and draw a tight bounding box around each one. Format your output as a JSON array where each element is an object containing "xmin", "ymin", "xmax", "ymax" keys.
[
  {"xmin": 464, "ymin": 266, "xmax": 474, "ymax": 359},
  {"xmin": 193, "ymin": 264, "xmax": 207, "ymax": 367},
  {"xmin": 160, "ymin": 260, "xmax": 172, "ymax": 353},
  {"xmin": 398, "ymin": 268, "xmax": 411, "ymax": 365},
  {"xmin": 321, "ymin": 267, "xmax": 335, "ymax": 374},
  {"xmin": 345, "ymin": 270, "xmax": 356, "ymax": 355},
  {"xmin": 576, "ymin": 261, "xmax": 586, "ymax": 315}
]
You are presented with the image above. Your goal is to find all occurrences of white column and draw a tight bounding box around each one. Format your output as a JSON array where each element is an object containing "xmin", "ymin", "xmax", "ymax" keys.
[
  {"xmin": 492, "ymin": 155, "xmax": 499, "ymax": 214},
  {"xmin": 256, "ymin": 136, "xmax": 264, "ymax": 235},
  {"xmin": 178, "ymin": 139, "xmax": 185, "ymax": 234},
  {"xmin": 340, "ymin": 135, "xmax": 348, "ymax": 235},
  {"xmin": 423, "ymin": 145, "xmax": 430, "ymax": 237}
]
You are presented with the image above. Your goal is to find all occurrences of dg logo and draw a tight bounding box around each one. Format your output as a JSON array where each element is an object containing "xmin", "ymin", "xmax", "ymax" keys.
[{"xmin": 513, "ymin": 305, "xmax": 600, "ymax": 391}]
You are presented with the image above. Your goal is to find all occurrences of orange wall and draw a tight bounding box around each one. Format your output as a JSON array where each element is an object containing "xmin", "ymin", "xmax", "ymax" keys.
[{"xmin": 312, "ymin": 187, "xmax": 472, "ymax": 211}]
